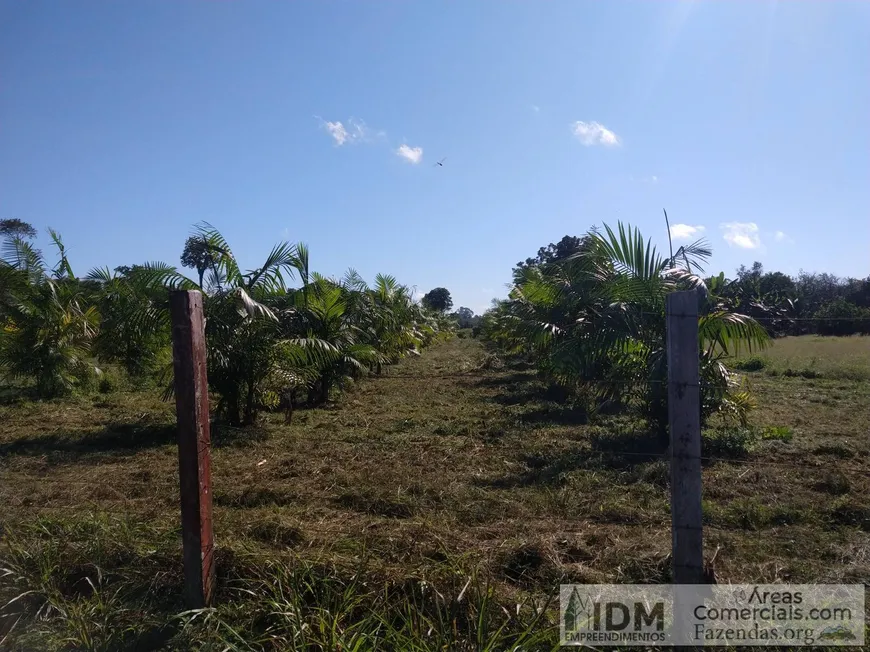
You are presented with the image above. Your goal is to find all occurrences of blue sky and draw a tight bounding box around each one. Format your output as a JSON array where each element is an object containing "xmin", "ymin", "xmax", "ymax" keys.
[{"xmin": 1, "ymin": 1, "xmax": 868, "ymax": 314}]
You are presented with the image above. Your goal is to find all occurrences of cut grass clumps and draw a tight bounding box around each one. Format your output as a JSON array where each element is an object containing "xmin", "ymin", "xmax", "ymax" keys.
[
  {"xmin": 731, "ymin": 355, "xmax": 767, "ymax": 372},
  {"xmin": 709, "ymin": 498, "xmax": 808, "ymax": 531},
  {"xmin": 633, "ymin": 460, "xmax": 670, "ymax": 488},
  {"xmin": 335, "ymin": 491, "xmax": 415, "ymax": 519},
  {"xmin": 783, "ymin": 368, "xmax": 821, "ymax": 379},
  {"xmin": 214, "ymin": 487, "xmax": 297, "ymax": 508},
  {"xmin": 246, "ymin": 518, "xmax": 305, "ymax": 547},
  {"xmin": 702, "ymin": 427, "xmax": 758, "ymax": 459},
  {"xmin": 812, "ymin": 443, "xmax": 855, "ymax": 459},
  {"xmin": 815, "ymin": 471, "xmax": 851, "ymax": 496},
  {"xmin": 761, "ymin": 425, "xmax": 794, "ymax": 442},
  {"xmin": 499, "ymin": 543, "xmax": 561, "ymax": 588},
  {"xmin": 827, "ymin": 497, "xmax": 870, "ymax": 531}
]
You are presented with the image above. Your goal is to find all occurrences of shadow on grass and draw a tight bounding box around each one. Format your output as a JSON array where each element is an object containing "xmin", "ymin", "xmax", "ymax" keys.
[
  {"xmin": 0, "ymin": 423, "xmax": 178, "ymax": 461},
  {"xmin": 476, "ymin": 432, "xmax": 662, "ymax": 489},
  {"xmin": 211, "ymin": 423, "xmax": 270, "ymax": 448},
  {"xmin": 518, "ymin": 405, "xmax": 588, "ymax": 425},
  {"xmin": 474, "ymin": 372, "xmax": 537, "ymax": 389},
  {"xmin": 0, "ymin": 420, "xmax": 272, "ymax": 461},
  {"xmin": 479, "ymin": 425, "xmax": 758, "ymax": 488}
]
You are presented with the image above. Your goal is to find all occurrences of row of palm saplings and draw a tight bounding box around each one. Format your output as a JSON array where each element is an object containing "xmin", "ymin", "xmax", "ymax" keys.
[{"xmin": 0, "ymin": 223, "xmax": 444, "ymax": 425}]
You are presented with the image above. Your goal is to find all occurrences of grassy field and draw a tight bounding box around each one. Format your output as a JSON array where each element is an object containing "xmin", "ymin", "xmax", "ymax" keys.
[
  {"xmin": 1, "ymin": 334, "xmax": 869, "ymax": 649},
  {"xmin": 734, "ymin": 334, "xmax": 870, "ymax": 381}
]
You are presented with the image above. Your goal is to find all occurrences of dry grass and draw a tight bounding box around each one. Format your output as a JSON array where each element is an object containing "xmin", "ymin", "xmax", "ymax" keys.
[{"xmin": 1, "ymin": 335, "xmax": 869, "ymax": 648}]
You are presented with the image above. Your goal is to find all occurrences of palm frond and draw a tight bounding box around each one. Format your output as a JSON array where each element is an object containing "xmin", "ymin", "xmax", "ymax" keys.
[
  {"xmin": 699, "ymin": 311, "xmax": 770, "ymax": 356},
  {"xmin": 1, "ymin": 236, "xmax": 45, "ymax": 277},
  {"xmin": 232, "ymin": 287, "xmax": 276, "ymax": 320},
  {"xmin": 48, "ymin": 228, "xmax": 75, "ymax": 279},
  {"xmin": 193, "ymin": 222, "xmax": 242, "ymax": 285},
  {"xmin": 244, "ymin": 241, "xmax": 299, "ymax": 291}
]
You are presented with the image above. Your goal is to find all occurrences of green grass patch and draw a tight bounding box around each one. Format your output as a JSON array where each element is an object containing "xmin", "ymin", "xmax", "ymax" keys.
[
  {"xmin": 731, "ymin": 335, "xmax": 870, "ymax": 381},
  {"xmin": 761, "ymin": 425, "xmax": 794, "ymax": 442}
]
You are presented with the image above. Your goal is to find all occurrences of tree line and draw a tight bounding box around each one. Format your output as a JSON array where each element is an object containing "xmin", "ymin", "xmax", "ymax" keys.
[
  {"xmin": 512, "ymin": 234, "xmax": 870, "ymax": 336},
  {"xmin": 0, "ymin": 219, "xmax": 452, "ymax": 424},
  {"xmin": 711, "ymin": 262, "xmax": 870, "ymax": 336}
]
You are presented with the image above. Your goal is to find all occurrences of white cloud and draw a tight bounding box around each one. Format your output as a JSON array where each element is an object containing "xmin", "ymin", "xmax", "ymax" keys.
[
  {"xmin": 774, "ymin": 230, "xmax": 794, "ymax": 244},
  {"xmin": 396, "ymin": 143, "xmax": 423, "ymax": 164},
  {"xmin": 323, "ymin": 120, "xmax": 348, "ymax": 145},
  {"xmin": 317, "ymin": 117, "xmax": 373, "ymax": 146},
  {"xmin": 720, "ymin": 222, "xmax": 761, "ymax": 249},
  {"xmin": 571, "ymin": 121, "xmax": 620, "ymax": 147},
  {"xmin": 670, "ymin": 224, "xmax": 705, "ymax": 240}
]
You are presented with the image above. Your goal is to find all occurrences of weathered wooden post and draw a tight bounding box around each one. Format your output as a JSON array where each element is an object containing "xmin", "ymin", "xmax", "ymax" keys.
[
  {"xmin": 666, "ymin": 290, "xmax": 704, "ymax": 585},
  {"xmin": 170, "ymin": 290, "xmax": 215, "ymax": 608}
]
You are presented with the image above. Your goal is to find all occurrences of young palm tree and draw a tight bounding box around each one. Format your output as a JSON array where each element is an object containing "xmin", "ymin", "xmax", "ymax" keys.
[
  {"xmin": 98, "ymin": 223, "xmax": 315, "ymax": 425},
  {"xmin": 87, "ymin": 265, "xmax": 172, "ymax": 377},
  {"xmin": 0, "ymin": 231, "xmax": 99, "ymax": 397},
  {"xmin": 340, "ymin": 271, "xmax": 434, "ymax": 371},
  {"xmin": 282, "ymin": 276, "xmax": 384, "ymax": 404},
  {"xmin": 484, "ymin": 221, "xmax": 769, "ymax": 439}
]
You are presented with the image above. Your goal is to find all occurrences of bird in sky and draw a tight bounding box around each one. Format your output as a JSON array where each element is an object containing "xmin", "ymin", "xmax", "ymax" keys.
[{"xmin": 434, "ymin": 157, "xmax": 447, "ymax": 167}]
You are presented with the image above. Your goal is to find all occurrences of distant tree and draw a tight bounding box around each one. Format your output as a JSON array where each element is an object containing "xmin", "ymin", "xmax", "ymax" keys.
[
  {"xmin": 112, "ymin": 264, "xmax": 148, "ymax": 278},
  {"xmin": 846, "ymin": 277, "xmax": 870, "ymax": 309},
  {"xmin": 733, "ymin": 262, "xmax": 764, "ymax": 303},
  {"xmin": 422, "ymin": 287, "xmax": 453, "ymax": 313},
  {"xmin": 0, "ymin": 219, "xmax": 37, "ymax": 240},
  {"xmin": 795, "ymin": 271, "xmax": 846, "ymax": 317},
  {"xmin": 759, "ymin": 271, "xmax": 795, "ymax": 300},
  {"xmin": 512, "ymin": 235, "xmax": 591, "ymax": 282},
  {"xmin": 180, "ymin": 236, "xmax": 216, "ymax": 288},
  {"xmin": 454, "ymin": 306, "xmax": 475, "ymax": 328},
  {"xmin": 815, "ymin": 298, "xmax": 870, "ymax": 336}
]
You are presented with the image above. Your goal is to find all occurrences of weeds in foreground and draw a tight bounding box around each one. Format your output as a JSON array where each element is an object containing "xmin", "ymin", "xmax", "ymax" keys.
[{"xmin": 0, "ymin": 514, "xmax": 559, "ymax": 650}]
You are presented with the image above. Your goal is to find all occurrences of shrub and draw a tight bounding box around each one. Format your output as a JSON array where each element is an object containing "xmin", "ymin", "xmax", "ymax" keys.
[
  {"xmin": 761, "ymin": 426, "xmax": 794, "ymax": 442},
  {"xmin": 98, "ymin": 374, "xmax": 118, "ymax": 394},
  {"xmin": 702, "ymin": 427, "xmax": 758, "ymax": 459},
  {"xmin": 731, "ymin": 356, "xmax": 766, "ymax": 372}
]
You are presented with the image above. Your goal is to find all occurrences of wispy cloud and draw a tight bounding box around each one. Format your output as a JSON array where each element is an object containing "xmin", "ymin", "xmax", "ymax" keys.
[
  {"xmin": 774, "ymin": 230, "xmax": 794, "ymax": 244},
  {"xmin": 531, "ymin": 105, "xmax": 540, "ymax": 113},
  {"xmin": 670, "ymin": 224, "xmax": 705, "ymax": 240},
  {"xmin": 322, "ymin": 120, "xmax": 348, "ymax": 145},
  {"xmin": 316, "ymin": 117, "xmax": 374, "ymax": 146},
  {"xmin": 721, "ymin": 222, "xmax": 761, "ymax": 249},
  {"xmin": 396, "ymin": 143, "xmax": 423, "ymax": 164},
  {"xmin": 571, "ymin": 121, "xmax": 620, "ymax": 147}
]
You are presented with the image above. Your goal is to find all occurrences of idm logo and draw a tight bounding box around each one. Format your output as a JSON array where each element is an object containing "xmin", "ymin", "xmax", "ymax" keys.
[{"xmin": 564, "ymin": 588, "xmax": 665, "ymax": 632}]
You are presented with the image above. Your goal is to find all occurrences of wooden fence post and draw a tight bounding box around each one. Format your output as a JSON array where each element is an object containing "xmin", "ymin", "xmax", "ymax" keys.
[
  {"xmin": 170, "ymin": 290, "xmax": 216, "ymax": 608},
  {"xmin": 666, "ymin": 290, "xmax": 704, "ymax": 585}
]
